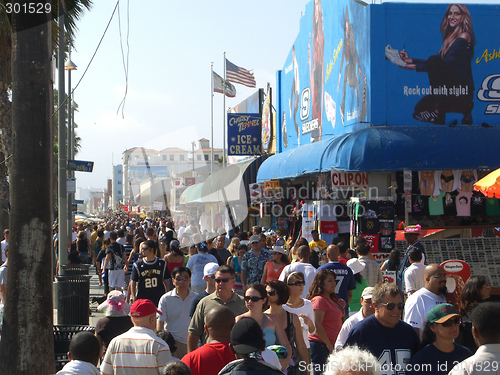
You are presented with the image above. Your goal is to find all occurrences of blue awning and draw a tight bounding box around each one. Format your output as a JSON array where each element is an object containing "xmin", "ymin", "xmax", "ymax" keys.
[{"xmin": 257, "ymin": 126, "xmax": 500, "ymax": 181}]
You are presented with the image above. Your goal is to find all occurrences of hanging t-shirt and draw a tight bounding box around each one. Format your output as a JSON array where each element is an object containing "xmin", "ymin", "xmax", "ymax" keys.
[
  {"xmin": 379, "ymin": 236, "xmax": 394, "ymax": 251},
  {"xmin": 361, "ymin": 234, "xmax": 379, "ymax": 253},
  {"xmin": 470, "ymin": 192, "xmax": 487, "ymax": 216},
  {"xmin": 360, "ymin": 217, "xmax": 379, "ymax": 234},
  {"xmin": 337, "ymin": 220, "xmax": 350, "ymax": 234},
  {"xmin": 319, "ymin": 203, "xmax": 338, "ymax": 234},
  {"xmin": 455, "ymin": 189, "xmax": 473, "ymax": 217},
  {"xmin": 377, "ymin": 201, "xmax": 395, "ymax": 219},
  {"xmin": 412, "ymin": 195, "xmax": 429, "ymax": 216},
  {"xmin": 428, "ymin": 190, "xmax": 445, "ymax": 216},
  {"xmin": 320, "ymin": 221, "xmax": 338, "ymax": 234},
  {"xmin": 486, "ymin": 198, "xmax": 500, "ymax": 216},
  {"xmin": 443, "ymin": 192, "xmax": 457, "ymax": 216}
]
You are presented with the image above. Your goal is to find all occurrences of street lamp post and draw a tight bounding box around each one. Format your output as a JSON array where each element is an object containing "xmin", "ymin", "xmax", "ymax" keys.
[
  {"xmin": 65, "ymin": 59, "xmax": 76, "ymax": 242},
  {"xmin": 57, "ymin": 12, "xmax": 68, "ymax": 268}
]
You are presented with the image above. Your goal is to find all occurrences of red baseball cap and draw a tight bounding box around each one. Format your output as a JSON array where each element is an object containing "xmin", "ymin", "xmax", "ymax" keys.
[{"xmin": 130, "ymin": 299, "xmax": 162, "ymax": 317}]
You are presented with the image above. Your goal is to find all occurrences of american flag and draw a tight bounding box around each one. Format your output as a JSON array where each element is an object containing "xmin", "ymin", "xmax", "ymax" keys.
[{"xmin": 225, "ymin": 58, "xmax": 256, "ymax": 88}]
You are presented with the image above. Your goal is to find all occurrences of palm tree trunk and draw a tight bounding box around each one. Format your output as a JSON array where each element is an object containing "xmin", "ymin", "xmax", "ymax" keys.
[
  {"xmin": 0, "ymin": 4, "xmax": 54, "ymax": 374},
  {"xmin": 0, "ymin": 28, "xmax": 12, "ymax": 233}
]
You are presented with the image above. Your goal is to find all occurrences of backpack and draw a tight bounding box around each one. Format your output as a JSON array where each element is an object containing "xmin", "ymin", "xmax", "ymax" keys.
[{"xmin": 108, "ymin": 243, "xmax": 125, "ymax": 270}]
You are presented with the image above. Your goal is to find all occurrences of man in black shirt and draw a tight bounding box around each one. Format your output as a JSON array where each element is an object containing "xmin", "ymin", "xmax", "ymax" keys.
[{"xmin": 130, "ymin": 239, "xmax": 170, "ymax": 306}]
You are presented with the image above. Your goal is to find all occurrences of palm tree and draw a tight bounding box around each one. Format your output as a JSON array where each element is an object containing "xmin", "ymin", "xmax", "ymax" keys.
[
  {"xmin": 0, "ymin": 0, "xmax": 92, "ymax": 232},
  {"xmin": 0, "ymin": 1, "xmax": 92, "ymax": 373}
]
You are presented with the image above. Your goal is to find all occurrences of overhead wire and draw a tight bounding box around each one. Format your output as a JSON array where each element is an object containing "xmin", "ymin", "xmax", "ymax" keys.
[
  {"xmin": 53, "ymin": 0, "xmax": 121, "ymax": 117},
  {"xmin": 116, "ymin": 0, "xmax": 130, "ymax": 118}
]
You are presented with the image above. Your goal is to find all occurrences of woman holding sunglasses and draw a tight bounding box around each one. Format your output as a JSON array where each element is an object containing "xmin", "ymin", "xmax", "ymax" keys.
[
  {"xmin": 265, "ymin": 280, "xmax": 309, "ymax": 375},
  {"xmin": 307, "ymin": 269, "xmax": 345, "ymax": 375},
  {"xmin": 283, "ymin": 272, "xmax": 316, "ymax": 358},
  {"xmin": 236, "ymin": 283, "xmax": 292, "ymax": 370},
  {"xmin": 408, "ymin": 303, "xmax": 472, "ymax": 375}
]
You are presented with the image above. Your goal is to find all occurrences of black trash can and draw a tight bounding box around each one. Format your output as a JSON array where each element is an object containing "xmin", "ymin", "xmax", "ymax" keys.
[
  {"xmin": 61, "ymin": 264, "xmax": 91, "ymax": 276},
  {"xmin": 56, "ymin": 275, "xmax": 92, "ymax": 325},
  {"xmin": 54, "ymin": 325, "xmax": 95, "ymax": 372}
]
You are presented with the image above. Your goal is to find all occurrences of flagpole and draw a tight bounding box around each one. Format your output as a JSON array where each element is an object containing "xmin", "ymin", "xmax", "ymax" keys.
[
  {"xmin": 210, "ymin": 63, "xmax": 215, "ymax": 232},
  {"xmin": 210, "ymin": 63, "xmax": 214, "ymax": 175},
  {"xmin": 223, "ymin": 52, "xmax": 227, "ymax": 168}
]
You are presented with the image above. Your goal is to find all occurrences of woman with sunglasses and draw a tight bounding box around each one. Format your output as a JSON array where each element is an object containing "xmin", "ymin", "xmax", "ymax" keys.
[
  {"xmin": 283, "ymin": 272, "xmax": 316, "ymax": 359},
  {"xmin": 456, "ymin": 275, "xmax": 491, "ymax": 352},
  {"xmin": 236, "ymin": 283, "xmax": 292, "ymax": 370},
  {"xmin": 306, "ymin": 269, "xmax": 345, "ymax": 375},
  {"xmin": 265, "ymin": 280, "xmax": 309, "ymax": 375},
  {"xmin": 408, "ymin": 303, "xmax": 472, "ymax": 375}
]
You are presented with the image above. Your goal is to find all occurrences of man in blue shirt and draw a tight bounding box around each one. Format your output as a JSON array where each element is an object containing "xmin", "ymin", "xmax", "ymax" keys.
[
  {"xmin": 240, "ymin": 235, "xmax": 272, "ymax": 291},
  {"xmin": 318, "ymin": 244, "xmax": 355, "ymax": 316},
  {"xmin": 345, "ymin": 283, "xmax": 420, "ymax": 374}
]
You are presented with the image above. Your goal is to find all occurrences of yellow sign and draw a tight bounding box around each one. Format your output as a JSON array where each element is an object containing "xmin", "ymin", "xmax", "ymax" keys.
[{"xmin": 264, "ymin": 181, "xmax": 280, "ymax": 190}]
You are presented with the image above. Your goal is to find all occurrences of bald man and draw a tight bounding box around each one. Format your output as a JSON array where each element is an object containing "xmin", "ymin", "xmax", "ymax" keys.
[
  {"xmin": 181, "ymin": 306, "xmax": 236, "ymax": 375},
  {"xmin": 404, "ymin": 264, "xmax": 447, "ymax": 338},
  {"xmin": 318, "ymin": 244, "xmax": 355, "ymax": 317}
]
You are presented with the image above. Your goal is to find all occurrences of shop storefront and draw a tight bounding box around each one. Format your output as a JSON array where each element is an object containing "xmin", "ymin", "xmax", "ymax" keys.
[{"xmin": 256, "ymin": 0, "xmax": 500, "ymax": 288}]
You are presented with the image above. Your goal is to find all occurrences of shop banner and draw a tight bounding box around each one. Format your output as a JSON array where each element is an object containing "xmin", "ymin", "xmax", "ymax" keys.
[
  {"xmin": 249, "ymin": 183, "xmax": 282, "ymax": 205},
  {"xmin": 371, "ymin": 3, "xmax": 500, "ymax": 126},
  {"xmin": 262, "ymin": 85, "xmax": 272, "ymax": 152},
  {"xmin": 441, "ymin": 259, "xmax": 471, "ymax": 286},
  {"xmin": 227, "ymin": 113, "xmax": 262, "ymax": 156},
  {"xmin": 331, "ymin": 170, "xmax": 369, "ymax": 189},
  {"xmin": 278, "ymin": 0, "xmax": 371, "ymax": 151}
]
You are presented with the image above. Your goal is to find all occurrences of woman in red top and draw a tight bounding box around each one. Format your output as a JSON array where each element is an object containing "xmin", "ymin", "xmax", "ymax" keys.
[
  {"xmin": 261, "ymin": 247, "xmax": 289, "ymax": 284},
  {"xmin": 307, "ymin": 269, "xmax": 345, "ymax": 375}
]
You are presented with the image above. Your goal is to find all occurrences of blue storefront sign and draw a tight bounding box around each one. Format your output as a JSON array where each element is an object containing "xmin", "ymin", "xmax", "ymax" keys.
[{"xmin": 227, "ymin": 113, "xmax": 262, "ymax": 156}]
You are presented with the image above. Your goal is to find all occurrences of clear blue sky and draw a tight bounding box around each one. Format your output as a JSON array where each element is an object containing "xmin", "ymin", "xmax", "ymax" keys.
[{"xmin": 68, "ymin": 0, "xmax": 497, "ymax": 191}]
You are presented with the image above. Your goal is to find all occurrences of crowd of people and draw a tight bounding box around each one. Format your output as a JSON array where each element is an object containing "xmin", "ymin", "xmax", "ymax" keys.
[{"xmin": 47, "ymin": 217, "xmax": 500, "ymax": 375}]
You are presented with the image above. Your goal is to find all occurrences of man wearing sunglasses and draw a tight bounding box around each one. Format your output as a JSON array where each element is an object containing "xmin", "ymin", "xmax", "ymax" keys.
[
  {"xmin": 345, "ymin": 283, "xmax": 420, "ymax": 373},
  {"xmin": 187, "ymin": 265, "xmax": 247, "ymax": 353},
  {"xmin": 157, "ymin": 266, "xmax": 196, "ymax": 359},
  {"xmin": 404, "ymin": 264, "xmax": 447, "ymax": 339}
]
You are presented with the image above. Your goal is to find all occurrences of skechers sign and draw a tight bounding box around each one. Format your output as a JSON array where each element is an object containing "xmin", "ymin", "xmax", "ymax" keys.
[{"xmin": 227, "ymin": 113, "xmax": 262, "ymax": 156}]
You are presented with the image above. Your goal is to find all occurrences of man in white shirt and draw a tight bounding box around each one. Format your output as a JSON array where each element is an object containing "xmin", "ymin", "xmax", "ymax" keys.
[
  {"xmin": 101, "ymin": 299, "xmax": 172, "ymax": 375},
  {"xmin": 335, "ymin": 287, "xmax": 375, "ymax": 350},
  {"xmin": 404, "ymin": 247, "xmax": 426, "ymax": 296},
  {"xmin": 157, "ymin": 266, "xmax": 197, "ymax": 359},
  {"xmin": 279, "ymin": 245, "xmax": 317, "ymax": 298},
  {"xmin": 449, "ymin": 302, "xmax": 500, "ymax": 375},
  {"xmin": 404, "ymin": 264, "xmax": 447, "ymax": 338}
]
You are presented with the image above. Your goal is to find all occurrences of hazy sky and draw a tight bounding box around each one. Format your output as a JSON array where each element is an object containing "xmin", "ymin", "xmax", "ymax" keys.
[
  {"xmin": 67, "ymin": 0, "xmax": 498, "ymax": 192},
  {"xmin": 68, "ymin": 0, "xmax": 309, "ymax": 191}
]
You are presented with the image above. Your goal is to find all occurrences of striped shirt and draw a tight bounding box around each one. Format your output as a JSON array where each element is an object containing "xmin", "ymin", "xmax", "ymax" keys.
[{"xmin": 100, "ymin": 326, "xmax": 172, "ymax": 375}]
